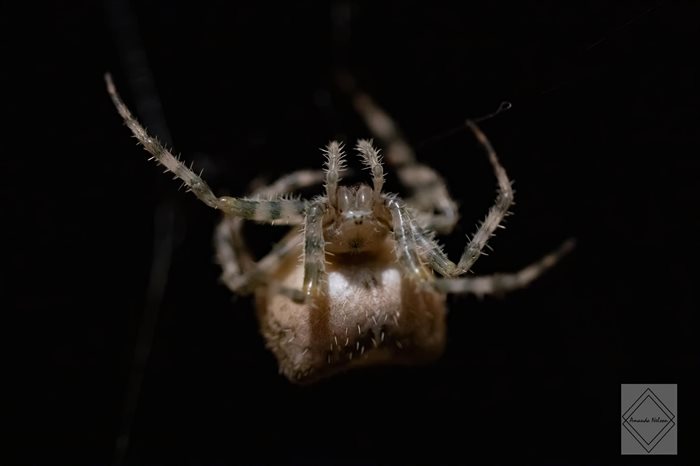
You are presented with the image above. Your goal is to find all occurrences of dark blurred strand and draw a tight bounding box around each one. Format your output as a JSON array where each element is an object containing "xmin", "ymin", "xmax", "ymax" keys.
[{"xmin": 104, "ymin": 1, "xmax": 175, "ymax": 465}]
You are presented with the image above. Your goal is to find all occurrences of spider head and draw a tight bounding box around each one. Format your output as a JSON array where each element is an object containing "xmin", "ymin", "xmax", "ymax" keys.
[
  {"xmin": 323, "ymin": 139, "xmax": 390, "ymax": 254},
  {"xmin": 326, "ymin": 183, "xmax": 389, "ymax": 254},
  {"xmin": 336, "ymin": 184, "xmax": 374, "ymax": 224}
]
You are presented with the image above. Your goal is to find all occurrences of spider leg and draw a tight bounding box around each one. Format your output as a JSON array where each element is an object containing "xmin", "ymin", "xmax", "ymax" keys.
[
  {"xmin": 219, "ymin": 206, "xmax": 326, "ymax": 303},
  {"xmin": 215, "ymin": 170, "xmax": 326, "ymax": 295},
  {"xmin": 392, "ymin": 121, "xmax": 513, "ymax": 277},
  {"xmin": 216, "ymin": 220, "xmax": 302, "ymax": 295},
  {"xmin": 342, "ymin": 77, "xmax": 458, "ymax": 233},
  {"xmin": 301, "ymin": 201, "xmax": 328, "ymax": 299},
  {"xmin": 386, "ymin": 197, "xmax": 433, "ymax": 283},
  {"xmin": 106, "ymin": 73, "xmax": 306, "ymax": 224},
  {"xmin": 435, "ymin": 239, "xmax": 575, "ymax": 296},
  {"xmin": 254, "ymin": 170, "xmax": 326, "ymax": 199},
  {"xmin": 455, "ymin": 120, "xmax": 514, "ymax": 274}
]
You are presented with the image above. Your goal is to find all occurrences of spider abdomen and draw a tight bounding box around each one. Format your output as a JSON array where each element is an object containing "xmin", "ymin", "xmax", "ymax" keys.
[{"xmin": 256, "ymin": 243, "xmax": 446, "ymax": 384}]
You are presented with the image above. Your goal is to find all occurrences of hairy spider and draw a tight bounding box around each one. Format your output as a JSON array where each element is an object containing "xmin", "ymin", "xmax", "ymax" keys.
[{"xmin": 106, "ymin": 73, "xmax": 573, "ymax": 384}]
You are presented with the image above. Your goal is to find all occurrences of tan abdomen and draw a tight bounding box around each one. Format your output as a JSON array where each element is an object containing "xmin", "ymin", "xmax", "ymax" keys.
[{"xmin": 256, "ymin": 243, "xmax": 447, "ymax": 383}]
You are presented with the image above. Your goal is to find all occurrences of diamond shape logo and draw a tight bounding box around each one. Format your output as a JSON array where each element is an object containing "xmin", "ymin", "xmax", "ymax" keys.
[{"xmin": 621, "ymin": 385, "xmax": 677, "ymax": 454}]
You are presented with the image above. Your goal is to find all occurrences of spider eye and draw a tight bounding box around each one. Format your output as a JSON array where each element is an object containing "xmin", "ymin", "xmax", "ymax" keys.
[
  {"xmin": 337, "ymin": 186, "xmax": 351, "ymax": 212},
  {"xmin": 356, "ymin": 184, "xmax": 373, "ymax": 210}
]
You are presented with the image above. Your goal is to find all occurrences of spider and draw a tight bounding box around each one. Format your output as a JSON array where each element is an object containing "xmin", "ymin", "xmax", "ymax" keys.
[{"xmin": 106, "ymin": 73, "xmax": 573, "ymax": 384}]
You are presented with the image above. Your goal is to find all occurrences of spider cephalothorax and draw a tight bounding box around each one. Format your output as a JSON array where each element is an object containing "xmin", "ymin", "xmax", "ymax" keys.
[
  {"xmin": 106, "ymin": 73, "xmax": 573, "ymax": 383},
  {"xmin": 326, "ymin": 182, "xmax": 390, "ymax": 255},
  {"xmin": 322, "ymin": 145, "xmax": 390, "ymax": 257}
]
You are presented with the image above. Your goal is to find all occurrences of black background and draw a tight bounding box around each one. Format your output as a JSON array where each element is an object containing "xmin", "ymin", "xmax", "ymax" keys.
[{"xmin": 4, "ymin": 1, "xmax": 699, "ymax": 465}]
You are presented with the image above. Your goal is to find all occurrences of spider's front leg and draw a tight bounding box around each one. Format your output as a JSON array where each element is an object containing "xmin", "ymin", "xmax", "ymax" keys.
[
  {"xmin": 390, "ymin": 120, "xmax": 513, "ymax": 278},
  {"xmin": 413, "ymin": 121, "xmax": 574, "ymax": 292},
  {"xmin": 301, "ymin": 201, "xmax": 328, "ymax": 300},
  {"xmin": 217, "ymin": 142, "xmax": 346, "ymax": 303},
  {"xmin": 386, "ymin": 197, "xmax": 433, "ymax": 283},
  {"xmin": 105, "ymin": 73, "xmax": 306, "ymax": 224},
  {"xmin": 216, "ymin": 221, "xmax": 303, "ymax": 295},
  {"xmin": 454, "ymin": 120, "xmax": 514, "ymax": 274},
  {"xmin": 215, "ymin": 169, "xmax": 326, "ymax": 295}
]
